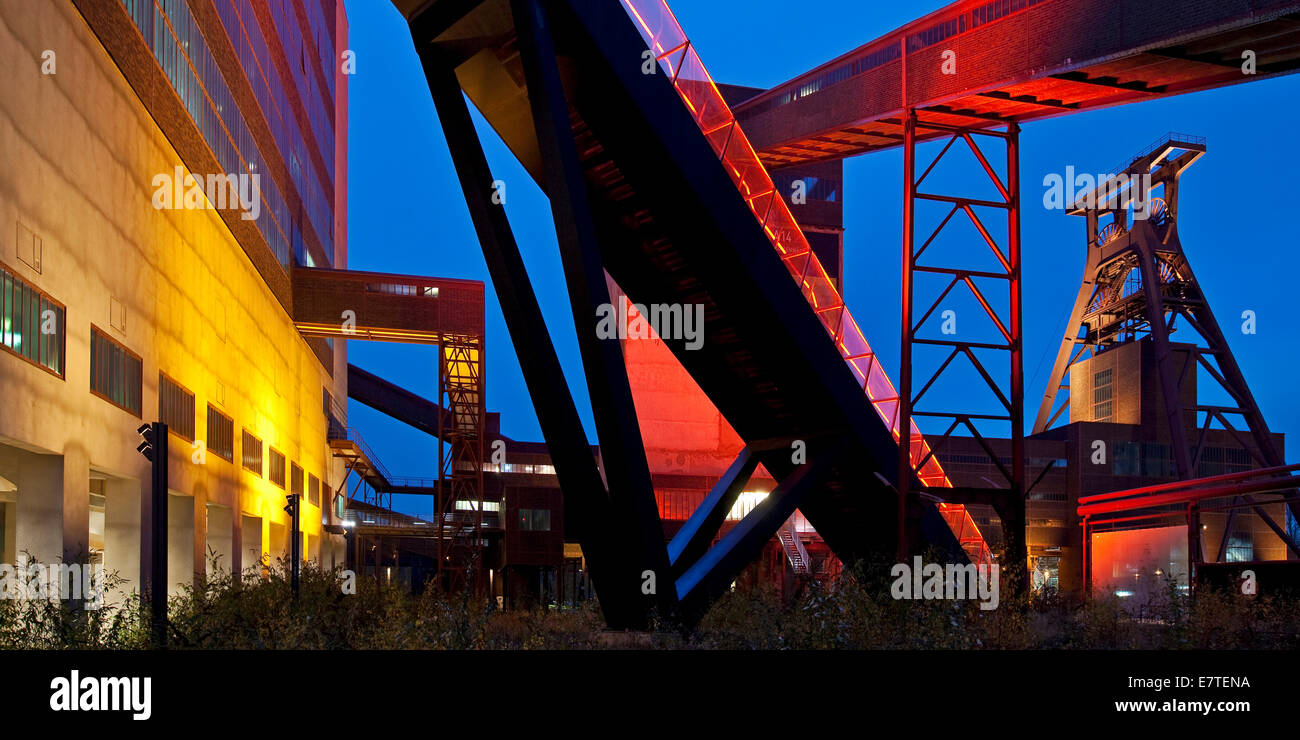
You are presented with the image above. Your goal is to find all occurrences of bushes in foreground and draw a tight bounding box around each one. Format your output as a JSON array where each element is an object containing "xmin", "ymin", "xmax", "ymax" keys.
[{"xmin": 1, "ymin": 558, "xmax": 1296, "ymax": 649}]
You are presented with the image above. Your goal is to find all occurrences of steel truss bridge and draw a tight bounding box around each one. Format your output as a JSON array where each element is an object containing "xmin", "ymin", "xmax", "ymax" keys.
[{"xmin": 396, "ymin": 0, "xmax": 1300, "ymax": 628}]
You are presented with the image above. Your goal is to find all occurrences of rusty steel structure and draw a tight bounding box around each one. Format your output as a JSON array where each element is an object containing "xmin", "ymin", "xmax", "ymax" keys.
[
  {"xmin": 1038, "ymin": 134, "xmax": 1300, "ymax": 562},
  {"xmin": 392, "ymin": 0, "xmax": 1300, "ymax": 626},
  {"xmin": 735, "ymin": 0, "xmax": 1300, "ymax": 167},
  {"xmin": 1079, "ymin": 464, "xmax": 1300, "ymax": 592},
  {"xmin": 899, "ymin": 111, "xmax": 1020, "ymax": 575},
  {"xmin": 293, "ymin": 266, "xmax": 488, "ymax": 592}
]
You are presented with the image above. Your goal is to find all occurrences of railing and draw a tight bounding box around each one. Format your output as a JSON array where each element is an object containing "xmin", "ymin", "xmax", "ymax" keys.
[
  {"xmin": 1108, "ymin": 132, "xmax": 1206, "ymax": 176},
  {"xmin": 344, "ymin": 506, "xmax": 502, "ymax": 531},
  {"xmin": 620, "ymin": 0, "xmax": 948, "ymax": 486},
  {"xmin": 333, "ymin": 427, "xmax": 394, "ymax": 487},
  {"xmin": 344, "ymin": 508, "xmax": 434, "ymax": 530},
  {"xmin": 620, "ymin": 0, "xmax": 992, "ymax": 564},
  {"xmin": 937, "ymin": 503, "xmax": 994, "ymax": 568},
  {"xmin": 734, "ymin": 0, "xmax": 1064, "ymax": 120},
  {"xmin": 324, "ymin": 393, "xmax": 349, "ymax": 441},
  {"xmin": 778, "ymin": 519, "xmax": 811, "ymax": 575},
  {"xmin": 388, "ymin": 476, "xmax": 440, "ymax": 490}
]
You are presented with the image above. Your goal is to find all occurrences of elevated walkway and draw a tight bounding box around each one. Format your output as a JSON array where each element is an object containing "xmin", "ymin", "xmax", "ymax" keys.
[
  {"xmin": 732, "ymin": 0, "xmax": 1300, "ymax": 167},
  {"xmin": 404, "ymin": 0, "xmax": 986, "ymax": 619}
]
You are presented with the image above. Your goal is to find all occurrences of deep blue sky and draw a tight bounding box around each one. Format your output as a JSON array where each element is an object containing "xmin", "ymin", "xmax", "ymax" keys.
[{"xmin": 342, "ymin": 0, "xmax": 1300, "ymax": 515}]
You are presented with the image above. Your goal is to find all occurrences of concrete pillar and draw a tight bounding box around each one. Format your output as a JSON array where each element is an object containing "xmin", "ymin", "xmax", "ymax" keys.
[
  {"xmin": 61, "ymin": 445, "xmax": 90, "ymax": 566},
  {"xmin": 103, "ymin": 477, "xmax": 141, "ymax": 599},
  {"xmin": 230, "ymin": 490, "xmax": 243, "ymax": 576},
  {"xmin": 269, "ymin": 521, "xmax": 287, "ymax": 571},
  {"xmin": 167, "ymin": 493, "xmax": 194, "ymax": 597},
  {"xmin": 192, "ymin": 488, "xmax": 207, "ymax": 583},
  {"xmin": 241, "ymin": 515, "xmax": 263, "ymax": 576},
  {"xmin": 1, "ymin": 493, "xmax": 16, "ymax": 563},
  {"xmin": 15, "ymin": 452, "xmax": 63, "ymax": 565},
  {"xmin": 206, "ymin": 503, "xmax": 233, "ymax": 578}
]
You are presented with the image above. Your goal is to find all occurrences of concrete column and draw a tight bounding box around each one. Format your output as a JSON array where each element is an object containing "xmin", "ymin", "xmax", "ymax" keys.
[
  {"xmin": 103, "ymin": 477, "xmax": 141, "ymax": 599},
  {"xmin": 15, "ymin": 452, "xmax": 63, "ymax": 565},
  {"xmin": 167, "ymin": 493, "xmax": 194, "ymax": 597},
  {"xmin": 61, "ymin": 445, "xmax": 90, "ymax": 566},
  {"xmin": 206, "ymin": 503, "xmax": 233, "ymax": 578},
  {"xmin": 241, "ymin": 515, "xmax": 263, "ymax": 576},
  {"xmin": 192, "ymin": 488, "xmax": 207, "ymax": 583},
  {"xmin": 1, "ymin": 494, "xmax": 16, "ymax": 563},
  {"xmin": 230, "ymin": 489, "xmax": 243, "ymax": 577},
  {"xmin": 268, "ymin": 521, "xmax": 288, "ymax": 572}
]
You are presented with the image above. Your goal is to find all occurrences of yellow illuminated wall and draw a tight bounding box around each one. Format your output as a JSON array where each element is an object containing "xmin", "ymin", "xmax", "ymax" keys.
[{"xmin": 0, "ymin": 1, "xmax": 348, "ymax": 584}]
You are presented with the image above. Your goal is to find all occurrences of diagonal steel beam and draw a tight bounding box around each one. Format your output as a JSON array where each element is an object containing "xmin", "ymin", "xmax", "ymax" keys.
[
  {"xmin": 1135, "ymin": 241, "xmax": 1195, "ymax": 478},
  {"xmin": 676, "ymin": 441, "xmax": 845, "ymax": 619},
  {"xmin": 419, "ymin": 48, "xmax": 641, "ymax": 626},
  {"xmin": 668, "ymin": 446, "xmax": 761, "ymax": 579},
  {"xmin": 511, "ymin": 0, "xmax": 673, "ymax": 619}
]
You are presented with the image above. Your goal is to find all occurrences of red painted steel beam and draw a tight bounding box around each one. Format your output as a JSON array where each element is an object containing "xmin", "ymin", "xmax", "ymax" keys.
[
  {"xmin": 1077, "ymin": 475, "xmax": 1299, "ymax": 517},
  {"xmin": 735, "ymin": 0, "xmax": 1300, "ymax": 164},
  {"xmin": 1078, "ymin": 462, "xmax": 1300, "ymax": 506}
]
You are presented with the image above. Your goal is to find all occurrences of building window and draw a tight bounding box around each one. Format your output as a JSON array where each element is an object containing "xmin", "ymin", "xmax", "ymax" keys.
[
  {"xmin": 207, "ymin": 406, "xmax": 234, "ymax": 462},
  {"xmin": 365, "ymin": 282, "xmax": 438, "ymax": 297},
  {"xmin": 517, "ymin": 508, "xmax": 551, "ymax": 531},
  {"xmin": 971, "ymin": 0, "xmax": 1047, "ymax": 29},
  {"xmin": 90, "ymin": 326, "xmax": 142, "ymax": 415},
  {"xmin": 1141, "ymin": 443, "xmax": 1173, "ymax": 478},
  {"xmin": 1113, "ymin": 441, "xmax": 1136, "ymax": 476},
  {"xmin": 308, "ymin": 473, "xmax": 320, "ymax": 507},
  {"xmin": 1113, "ymin": 441, "xmax": 1175, "ymax": 477},
  {"xmin": 907, "ymin": 15, "xmax": 966, "ymax": 52},
  {"xmin": 1, "ymin": 263, "xmax": 65, "ymax": 377},
  {"xmin": 1225, "ymin": 530, "xmax": 1253, "ymax": 563},
  {"xmin": 242, "ymin": 430, "xmax": 262, "ymax": 475},
  {"xmin": 1289, "ymin": 510, "xmax": 1299, "ymax": 556},
  {"xmin": 159, "ymin": 373, "xmax": 196, "ymax": 441},
  {"xmin": 291, "ymin": 462, "xmax": 304, "ymax": 498},
  {"xmin": 269, "ymin": 448, "xmax": 286, "ymax": 489},
  {"xmin": 1197, "ymin": 446, "xmax": 1254, "ymax": 477},
  {"xmin": 1093, "ymin": 368, "xmax": 1113, "ymax": 421}
]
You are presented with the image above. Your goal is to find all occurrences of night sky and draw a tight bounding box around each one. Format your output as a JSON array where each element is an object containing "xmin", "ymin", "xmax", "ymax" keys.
[{"xmin": 341, "ymin": 0, "xmax": 1300, "ymax": 517}]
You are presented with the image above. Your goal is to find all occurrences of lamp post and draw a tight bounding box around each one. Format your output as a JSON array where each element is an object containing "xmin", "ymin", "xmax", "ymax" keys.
[{"xmin": 136, "ymin": 422, "xmax": 168, "ymax": 649}]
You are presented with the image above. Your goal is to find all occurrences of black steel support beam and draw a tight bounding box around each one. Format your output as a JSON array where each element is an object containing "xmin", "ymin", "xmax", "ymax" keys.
[
  {"xmin": 347, "ymin": 364, "xmax": 455, "ymax": 440},
  {"xmin": 408, "ymin": 0, "xmax": 487, "ymax": 49},
  {"xmin": 512, "ymin": 0, "xmax": 673, "ymax": 620},
  {"xmin": 1176, "ymin": 272, "xmax": 1300, "ymax": 527},
  {"xmin": 1135, "ymin": 241, "xmax": 1196, "ymax": 479},
  {"xmin": 419, "ymin": 49, "xmax": 640, "ymax": 627},
  {"xmin": 675, "ymin": 442, "xmax": 844, "ymax": 619},
  {"xmin": 667, "ymin": 446, "xmax": 760, "ymax": 579}
]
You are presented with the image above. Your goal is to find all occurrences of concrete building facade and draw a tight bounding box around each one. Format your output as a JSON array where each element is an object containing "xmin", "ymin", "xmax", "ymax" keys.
[{"xmin": 0, "ymin": 0, "xmax": 349, "ymax": 599}]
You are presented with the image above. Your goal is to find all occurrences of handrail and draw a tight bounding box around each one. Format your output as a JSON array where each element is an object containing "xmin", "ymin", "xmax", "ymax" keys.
[{"xmin": 620, "ymin": 0, "xmax": 992, "ymax": 565}]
